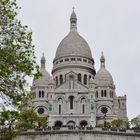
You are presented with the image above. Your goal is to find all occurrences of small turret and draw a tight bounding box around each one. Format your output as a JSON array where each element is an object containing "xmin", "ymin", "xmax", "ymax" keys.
[
  {"xmin": 41, "ymin": 53, "xmax": 46, "ymax": 69},
  {"xmin": 100, "ymin": 52, "xmax": 105, "ymax": 69}
]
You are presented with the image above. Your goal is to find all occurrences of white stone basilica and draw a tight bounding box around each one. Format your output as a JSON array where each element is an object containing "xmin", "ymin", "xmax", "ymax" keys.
[{"xmin": 31, "ymin": 10, "xmax": 127, "ymax": 127}]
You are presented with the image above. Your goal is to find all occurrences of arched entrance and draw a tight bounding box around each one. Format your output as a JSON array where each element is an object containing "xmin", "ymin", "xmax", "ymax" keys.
[
  {"xmin": 79, "ymin": 120, "xmax": 88, "ymax": 127},
  {"xmin": 67, "ymin": 121, "xmax": 76, "ymax": 127},
  {"xmin": 54, "ymin": 121, "xmax": 63, "ymax": 127}
]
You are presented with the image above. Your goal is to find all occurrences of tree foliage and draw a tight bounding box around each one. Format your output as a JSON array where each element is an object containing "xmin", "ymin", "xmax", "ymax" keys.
[
  {"xmin": 0, "ymin": 110, "xmax": 19, "ymax": 140},
  {"xmin": 17, "ymin": 108, "xmax": 39, "ymax": 129},
  {"xmin": 131, "ymin": 115, "xmax": 140, "ymax": 129},
  {"xmin": 103, "ymin": 119, "xmax": 130, "ymax": 129},
  {"xmin": 0, "ymin": 109, "xmax": 48, "ymax": 139},
  {"xmin": 0, "ymin": 0, "xmax": 40, "ymax": 106}
]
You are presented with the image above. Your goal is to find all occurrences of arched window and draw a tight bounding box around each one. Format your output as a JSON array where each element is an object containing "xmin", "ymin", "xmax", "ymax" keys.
[
  {"xmin": 54, "ymin": 121, "xmax": 63, "ymax": 127},
  {"xmin": 39, "ymin": 91, "xmax": 41, "ymax": 98},
  {"xmin": 104, "ymin": 90, "xmax": 107, "ymax": 97},
  {"xmin": 82, "ymin": 104, "xmax": 85, "ymax": 114},
  {"xmin": 84, "ymin": 74, "xmax": 87, "ymax": 85},
  {"xmin": 69, "ymin": 96, "xmax": 74, "ymax": 109},
  {"xmin": 59, "ymin": 104, "xmax": 61, "ymax": 114},
  {"xmin": 56, "ymin": 76, "xmax": 58, "ymax": 86},
  {"xmin": 101, "ymin": 90, "xmax": 104, "ymax": 97},
  {"xmin": 60, "ymin": 75, "xmax": 63, "ymax": 84},
  {"xmin": 110, "ymin": 91, "xmax": 113, "ymax": 98},
  {"xmin": 89, "ymin": 75, "xmax": 91, "ymax": 79},
  {"xmin": 78, "ymin": 73, "xmax": 81, "ymax": 82},
  {"xmin": 50, "ymin": 95, "xmax": 52, "ymax": 99},
  {"xmin": 42, "ymin": 91, "xmax": 44, "ymax": 97},
  {"xmin": 112, "ymin": 91, "xmax": 113, "ymax": 98},
  {"xmin": 96, "ymin": 91, "xmax": 98, "ymax": 98},
  {"xmin": 80, "ymin": 120, "xmax": 88, "ymax": 127}
]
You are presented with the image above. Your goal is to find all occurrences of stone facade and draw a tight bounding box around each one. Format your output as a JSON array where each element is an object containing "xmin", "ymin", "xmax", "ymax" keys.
[
  {"xmin": 15, "ymin": 128, "xmax": 140, "ymax": 140},
  {"xmin": 31, "ymin": 10, "xmax": 127, "ymax": 127}
]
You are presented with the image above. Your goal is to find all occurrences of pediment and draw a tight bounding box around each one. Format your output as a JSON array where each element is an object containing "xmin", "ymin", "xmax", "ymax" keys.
[{"xmin": 55, "ymin": 79, "xmax": 88, "ymax": 93}]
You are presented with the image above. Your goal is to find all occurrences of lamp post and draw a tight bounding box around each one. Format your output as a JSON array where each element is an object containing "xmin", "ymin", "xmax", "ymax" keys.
[{"xmin": 101, "ymin": 107, "xmax": 108, "ymax": 127}]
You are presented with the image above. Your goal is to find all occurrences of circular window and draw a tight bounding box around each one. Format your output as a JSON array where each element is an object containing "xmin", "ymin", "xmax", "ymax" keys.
[
  {"xmin": 38, "ymin": 108, "xmax": 45, "ymax": 114},
  {"xmin": 101, "ymin": 107, "xmax": 108, "ymax": 114}
]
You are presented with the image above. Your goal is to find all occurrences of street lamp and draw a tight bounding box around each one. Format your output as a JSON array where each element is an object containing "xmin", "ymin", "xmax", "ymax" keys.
[{"xmin": 101, "ymin": 107, "xmax": 108, "ymax": 127}]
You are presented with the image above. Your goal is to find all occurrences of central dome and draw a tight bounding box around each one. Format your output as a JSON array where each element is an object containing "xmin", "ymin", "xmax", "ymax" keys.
[
  {"xmin": 54, "ymin": 10, "xmax": 93, "ymax": 60},
  {"xmin": 52, "ymin": 9, "xmax": 95, "ymax": 76},
  {"xmin": 55, "ymin": 31, "xmax": 92, "ymax": 60}
]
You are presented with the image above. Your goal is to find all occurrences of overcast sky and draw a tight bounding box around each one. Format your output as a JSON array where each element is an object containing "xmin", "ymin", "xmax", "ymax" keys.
[{"xmin": 17, "ymin": 0, "xmax": 140, "ymax": 119}]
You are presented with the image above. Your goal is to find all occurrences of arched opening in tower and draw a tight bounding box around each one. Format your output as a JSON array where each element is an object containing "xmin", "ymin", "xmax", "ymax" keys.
[
  {"xmin": 54, "ymin": 121, "xmax": 63, "ymax": 127},
  {"xmin": 67, "ymin": 121, "xmax": 76, "ymax": 127},
  {"xmin": 79, "ymin": 120, "xmax": 88, "ymax": 127}
]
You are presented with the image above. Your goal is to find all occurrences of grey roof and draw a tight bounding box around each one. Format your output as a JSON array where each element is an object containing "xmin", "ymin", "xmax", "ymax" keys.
[
  {"xmin": 54, "ymin": 10, "xmax": 93, "ymax": 60},
  {"xmin": 70, "ymin": 10, "xmax": 77, "ymax": 20},
  {"xmin": 55, "ymin": 31, "xmax": 93, "ymax": 59},
  {"xmin": 33, "ymin": 54, "xmax": 52, "ymax": 87},
  {"xmin": 94, "ymin": 68, "xmax": 114, "ymax": 87},
  {"xmin": 33, "ymin": 68, "xmax": 52, "ymax": 87},
  {"xmin": 94, "ymin": 53, "xmax": 114, "ymax": 87}
]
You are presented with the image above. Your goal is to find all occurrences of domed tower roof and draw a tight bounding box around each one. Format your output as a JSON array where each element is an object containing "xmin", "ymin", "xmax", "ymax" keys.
[
  {"xmin": 33, "ymin": 53, "xmax": 52, "ymax": 87},
  {"xmin": 52, "ymin": 9, "xmax": 95, "ymax": 76},
  {"xmin": 94, "ymin": 52, "xmax": 114, "ymax": 87},
  {"xmin": 54, "ymin": 9, "xmax": 93, "ymax": 60},
  {"xmin": 55, "ymin": 31, "xmax": 92, "ymax": 60}
]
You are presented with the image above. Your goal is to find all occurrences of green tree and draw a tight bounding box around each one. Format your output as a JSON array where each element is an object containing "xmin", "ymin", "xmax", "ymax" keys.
[
  {"xmin": 0, "ymin": 0, "xmax": 40, "ymax": 106},
  {"xmin": 104, "ymin": 121, "xmax": 111, "ymax": 128},
  {"xmin": 111, "ymin": 119, "xmax": 123, "ymax": 128},
  {"xmin": 37, "ymin": 117, "xmax": 48, "ymax": 129},
  {"xmin": 0, "ymin": 110, "xmax": 19, "ymax": 140},
  {"xmin": 18, "ymin": 92, "xmax": 32, "ymax": 111},
  {"xmin": 17, "ymin": 108, "xmax": 38, "ymax": 129},
  {"xmin": 131, "ymin": 115, "xmax": 140, "ymax": 129},
  {"xmin": 111, "ymin": 119, "xmax": 129, "ymax": 129}
]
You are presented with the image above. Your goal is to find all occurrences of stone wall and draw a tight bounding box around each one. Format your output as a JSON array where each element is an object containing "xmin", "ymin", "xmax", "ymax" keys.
[{"xmin": 15, "ymin": 127, "xmax": 140, "ymax": 140}]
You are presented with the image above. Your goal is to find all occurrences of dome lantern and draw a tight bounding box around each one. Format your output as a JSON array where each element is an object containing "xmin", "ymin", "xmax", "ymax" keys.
[
  {"xmin": 52, "ymin": 9, "xmax": 96, "ymax": 77},
  {"xmin": 100, "ymin": 52, "xmax": 105, "ymax": 69},
  {"xmin": 41, "ymin": 53, "xmax": 46, "ymax": 69},
  {"xmin": 70, "ymin": 7, "xmax": 77, "ymax": 31}
]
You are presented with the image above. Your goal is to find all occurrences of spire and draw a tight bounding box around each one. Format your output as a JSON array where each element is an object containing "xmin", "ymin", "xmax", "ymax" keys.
[
  {"xmin": 41, "ymin": 53, "xmax": 46, "ymax": 69},
  {"xmin": 100, "ymin": 51, "xmax": 105, "ymax": 68},
  {"xmin": 70, "ymin": 7, "xmax": 77, "ymax": 31}
]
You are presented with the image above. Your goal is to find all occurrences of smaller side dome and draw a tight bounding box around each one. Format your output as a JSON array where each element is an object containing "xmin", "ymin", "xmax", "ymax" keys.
[
  {"xmin": 94, "ymin": 52, "xmax": 114, "ymax": 87},
  {"xmin": 33, "ymin": 54, "xmax": 52, "ymax": 87},
  {"xmin": 48, "ymin": 78, "xmax": 55, "ymax": 85}
]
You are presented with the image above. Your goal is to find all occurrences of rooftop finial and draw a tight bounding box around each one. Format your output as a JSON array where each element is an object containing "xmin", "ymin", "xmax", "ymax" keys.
[
  {"xmin": 41, "ymin": 52, "xmax": 46, "ymax": 69},
  {"xmin": 72, "ymin": 7, "xmax": 75, "ymax": 11},
  {"xmin": 101, "ymin": 51, "xmax": 103, "ymax": 56},
  {"xmin": 70, "ymin": 7, "xmax": 77, "ymax": 31},
  {"xmin": 100, "ymin": 51, "xmax": 105, "ymax": 68}
]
